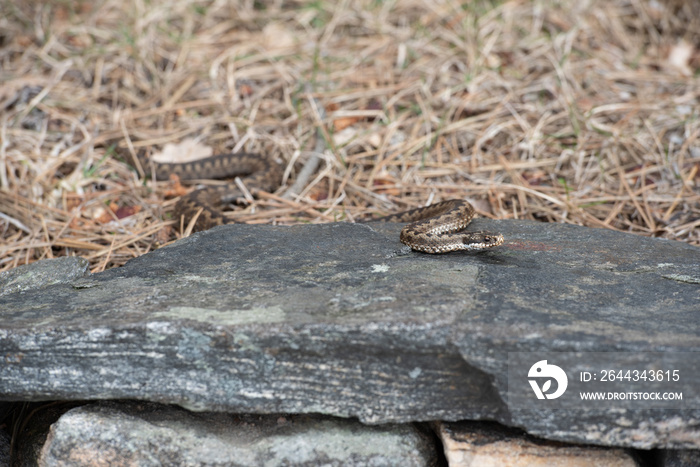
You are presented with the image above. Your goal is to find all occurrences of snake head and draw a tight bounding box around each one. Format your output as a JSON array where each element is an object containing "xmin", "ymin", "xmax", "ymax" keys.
[{"xmin": 462, "ymin": 232, "xmax": 505, "ymax": 250}]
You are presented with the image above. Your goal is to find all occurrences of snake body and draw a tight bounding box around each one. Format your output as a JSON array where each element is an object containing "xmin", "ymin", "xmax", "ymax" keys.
[
  {"xmin": 137, "ymin": 152, "xmax": 282, "ymax": 232},
  {"xmin": 377, "ymin": 199, "xmax": 504, "ymax": 253},
  {"xmin": 136, "ymin": 152, "xmax": 504, "ymax": 253}
]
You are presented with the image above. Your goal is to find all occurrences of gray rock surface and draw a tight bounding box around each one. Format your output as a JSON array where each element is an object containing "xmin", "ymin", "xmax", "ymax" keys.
[
  {"xmin": 38, "ymin": 402, "xmax": 436, "ymax": 467},
  {"xmin": 1, "ymin": 220, "xmax": 699, "ymax": 449},
  {"xmin": 0, "ymin": 256, "xmax": 88, "ymax": 297}
]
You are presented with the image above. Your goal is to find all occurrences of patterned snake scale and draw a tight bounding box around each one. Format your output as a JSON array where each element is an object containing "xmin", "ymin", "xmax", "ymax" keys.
[{"xmin": 136, "ymin": 151, "xmax": 504, "ymax": 253}]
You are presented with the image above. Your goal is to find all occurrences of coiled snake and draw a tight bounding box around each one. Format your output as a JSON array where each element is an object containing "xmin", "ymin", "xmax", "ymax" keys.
[{"xmin": 135, "ymin": 151, "xmax": 504, "ymax": 254}]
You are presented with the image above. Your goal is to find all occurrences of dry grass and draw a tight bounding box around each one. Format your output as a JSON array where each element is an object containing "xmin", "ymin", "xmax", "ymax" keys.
[{"xmin": 1, "ymin": 0, "xmax": 699, "ymax": 273}]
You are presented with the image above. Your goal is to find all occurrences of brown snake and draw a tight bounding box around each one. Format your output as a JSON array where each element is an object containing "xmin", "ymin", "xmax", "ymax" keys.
[{"xmin": 135, "ymin": 151, "xmax": 504, "ymax": 254}]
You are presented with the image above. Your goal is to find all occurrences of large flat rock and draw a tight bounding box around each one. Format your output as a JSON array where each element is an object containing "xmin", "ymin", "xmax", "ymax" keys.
[{"xmin": 1, "ymin": 220, "xmax": 699, "ymax": 448}]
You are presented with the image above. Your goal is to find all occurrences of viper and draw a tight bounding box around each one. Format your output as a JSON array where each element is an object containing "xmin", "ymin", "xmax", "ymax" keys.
[{"xmin": 134, "ymin": 151, "xmax": 504, "ymax": 253}]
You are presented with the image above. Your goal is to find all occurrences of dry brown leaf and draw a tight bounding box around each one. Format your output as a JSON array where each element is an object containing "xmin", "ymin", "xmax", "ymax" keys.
[
  {"xmin": 164, "ymin": 174, "xmax": 188, "ymax": 198},
  {"xmin": 307, "ymin": 189, "xmax": 328, "ymax": 202},
  {"xmin": 239, "ymin": 84, "xmax": 254, "ymax": 96},
  {"xmin": 373, "ymin": 172, "xmax": 400, "ymax": 196},
  {"xmin": 114, "ymin": 205, "xmax": 141, "ymax": 219},
  {"xmin": 93, "ymin": 206, "xmax": 113, "ymax": 224},
  {"xmin": 333, "ymin": 116, "xmax": 362, "ymax": 131}
]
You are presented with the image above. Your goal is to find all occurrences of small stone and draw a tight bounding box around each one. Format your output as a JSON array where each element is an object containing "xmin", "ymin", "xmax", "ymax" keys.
[
  {"xmin": 38, "ymin": 402, "xmax": 436, "ymax": 467},
  {"xmin": 436, "ymin": 421, "xmax": 639, "ymax": 467}
]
